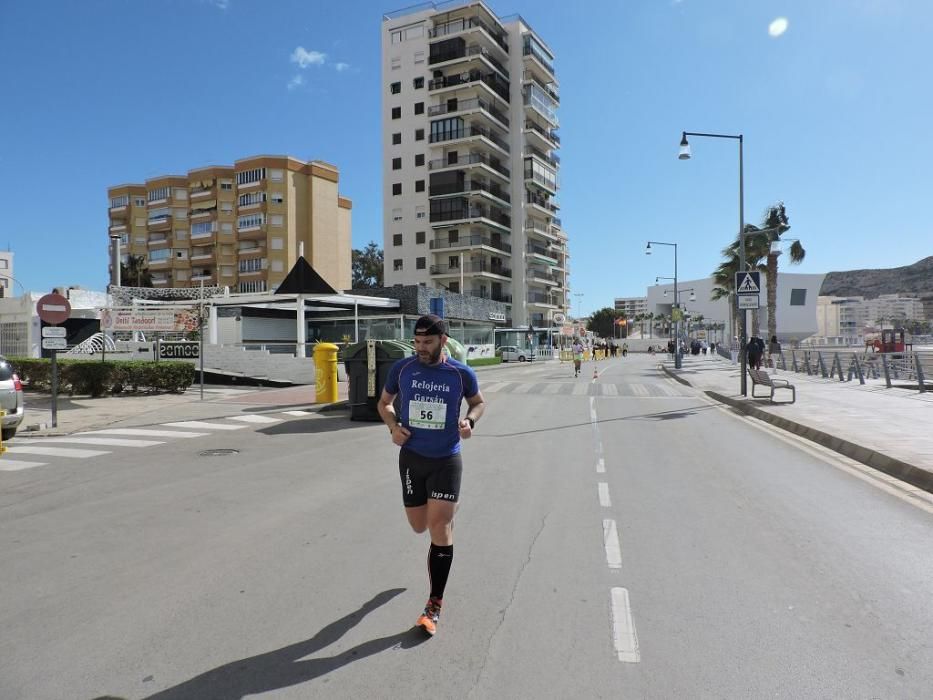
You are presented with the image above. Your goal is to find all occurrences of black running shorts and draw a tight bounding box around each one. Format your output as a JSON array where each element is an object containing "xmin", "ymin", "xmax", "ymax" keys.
[{"xmin": 398, "ymin": 448, "xmax": 463, "ymax": 507}]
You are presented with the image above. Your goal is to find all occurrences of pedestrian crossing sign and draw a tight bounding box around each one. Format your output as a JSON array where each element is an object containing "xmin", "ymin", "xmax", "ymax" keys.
[{"xmin": 735, "ymin": 271, "xmax": 761, "ymax": 294}]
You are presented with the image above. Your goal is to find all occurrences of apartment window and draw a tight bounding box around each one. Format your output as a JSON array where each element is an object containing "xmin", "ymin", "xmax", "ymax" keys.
[
  {"xmin": 413, "ymin": 76, "xmax": 424, "ymax": 89},
  {"xmin": 148, "ymin": 248, "xmax": 171, "ymax": 263},
  {"xmin": 271, "ymin": 260, "xmax": 285, "ymax": 273},
  {"xmin": 239, "ymin": 280, "xmax": 267, "ymax": 293},
  {"xmin": 221, "ymin": 266, "xmax": 234, "ymax": 277},
  {"xmin": 135, "ymin": 218, "xmax": 146, "ymax": 227},
  {"xmin": 220, "ymin": 182, "xmax": 233, "ymax": 190},
  {"xmin": 239, "ymin": 257, "xmax": 264, "ymax": 273},
  {"xmin": 392, "ymin": 132, "xmax": 401, "ymax": 145},
  {"xmin": 392, "ymin": 183, "xmax": 402, "ymax": 196},
  {"xmin": 239, "ymin": 191, "xmax": 266, "ymax": 206},
  {"xmin": 415, "ymin": 154, "xmax": 425, "ymax": 167},
  {"xmin": 270, "ymin": 214, "xmax": 284, "ymax": 227},
  {"xmin": 415, "ymin": 128, "xmax": 425, "ymax": 141},
  {"xmin": 192, "ymin": 221, "xmax": 214, "ymax": 235},
  {"xmin": 270, "ymin": 237, "xmax": 284, "ymax": 250},
  {"xmin": 393, "ymin": 233, "xmax": 403, "ymax": 246},
  {"xmin": 392, "ymin": 106, "xmax": 401, "ymax": 119},
  {"xmin": 220, "ymin": 202, "xmax": 233, "ymax": 213},
  {"xmin": 416, "ymin": 230, "xmax": 425, "ymax": 244},
  {"xmin": 449, "ymin": 281, "xmax": 460, "ymax": 293},
  {"xmin": 148, "ymin": 186, "xmax": 170, "ymax": 202},
  {"xmin": 221, "ymin": 222, "xmax": 233, "ymax": 232},
  {"xmin": 392, "ymin": 157, "xmax": 402, "ymax": 170},
  {"xmin": 415, "ymin": 180, "xmax": 425, "ymax": 192},
  {"xmin": 391, "ymin": 56, "xmax": 401, "ymax": 70},
  {"xmin": 390, "ymin": 81, "xmax": 401, "ymax": 94},
  {"xmin": 270, "ymin": 169, "xmax": 284, "ymax": 182},
  {"xmin": 414, "ymin": 102, "xmax": 424, "ymax": 115},
  {"xmin": 174, "ymin": 188, "xmax": 188, "ymax": 201},
  {"xmin": 416, "ymin": 257, "xmax": 426, "ymax": 269},
  {"xmin": 237, "ymin": 213, "xmax": 264, "ymax": 229},
  {"xmin": 270, "ymin": 192, "xmax": 284, "ymax": 203},
  {"xmin": 173, "ymin": 209, "xmax": 187, "ymax": 220},
  {"xmin": 392, "ymin": 208, "xmax": 403, "ymax": 221},
  {"xmin": 414, "ymin": 51, "xmax": 425, "ymax": 64},
  {"xmin": 394, "ymin": 259, "xmax": 403, "ymax": 271},
  {"xmin": 236, "ymin": 167, "xmax": 265, "ymax": 185},
  {"xmin": 415, "ymin": 205, "xmax": 426, "ymax": 219},
  {"xmin": 449, "ymin": 229, "xmax": 459, "ymax": 243},
  {"xmin": 175, "ymin": 229, "xmax": 187, "ymax": 240},
  {"xmin": 790, "ymin": 289, "xmax": 807, "ymax": 306},
  {"xmin": 110, "ymin": 195, "xmax": 129, "ymax": 209},
  {"xmin": 448, "ymin": 255, "xmax": 460, "ymax": 268}
]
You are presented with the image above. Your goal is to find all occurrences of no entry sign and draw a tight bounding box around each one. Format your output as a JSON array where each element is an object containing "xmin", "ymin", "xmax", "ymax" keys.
[{"xmin": 36, "ymin": 293, "xmax": 71, "ymax": 325}]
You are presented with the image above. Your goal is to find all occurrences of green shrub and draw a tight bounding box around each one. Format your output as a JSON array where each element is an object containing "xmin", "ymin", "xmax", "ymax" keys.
[
  {"xmin": 6, "ymin": 357, "xmax": 194, "ymax": 395},
  {"xmin": 467, "ymin": 357, "xmax": 502, "ymax": 367}
]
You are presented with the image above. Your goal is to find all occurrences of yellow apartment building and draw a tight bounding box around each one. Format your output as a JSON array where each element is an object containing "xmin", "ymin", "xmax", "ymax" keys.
[{"xmin": 107, "ymin": 156, "xmax": 352, "ymax": 293}]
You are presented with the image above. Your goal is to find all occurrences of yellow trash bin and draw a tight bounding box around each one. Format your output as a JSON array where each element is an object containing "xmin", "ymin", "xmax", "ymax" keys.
[{"xmin": 314, "ymin": 342, "xmax": 340, "ymax": 403}]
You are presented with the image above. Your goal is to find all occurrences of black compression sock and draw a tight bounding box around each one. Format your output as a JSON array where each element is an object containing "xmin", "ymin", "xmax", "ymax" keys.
[{"xmin": 428, "ymin": 544, "xmax": 454, "ymax": 600}]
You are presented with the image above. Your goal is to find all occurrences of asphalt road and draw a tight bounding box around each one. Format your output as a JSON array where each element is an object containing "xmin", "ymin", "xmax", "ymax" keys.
[{"xmin": 1, "ymin": 355, "xmax": 932, "ymax": 699}]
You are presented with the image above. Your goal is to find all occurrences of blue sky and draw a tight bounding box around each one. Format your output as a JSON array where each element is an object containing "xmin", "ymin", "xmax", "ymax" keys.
[{"xmin": 2, "ymin": 0, "xmax": 930, "ymax": 315}]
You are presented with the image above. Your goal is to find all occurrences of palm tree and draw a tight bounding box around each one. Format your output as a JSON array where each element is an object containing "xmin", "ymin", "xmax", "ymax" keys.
[
  {"xmin": 120, "ymin": 255, "xmax": 153, "ymax": 287},
  {"xmin": 742, "ymin": 203, "xmax": 805, "ymax": 343}
]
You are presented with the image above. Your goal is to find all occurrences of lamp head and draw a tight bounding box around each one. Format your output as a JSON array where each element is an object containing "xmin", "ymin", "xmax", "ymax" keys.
[
  {"xmin": 689, "ymin": 291, "xmax": 697, "ymax": 302},
  {"xmin": 645, "ymin": 242, "xmax": 652, "ymax": 255},
  {"xmin": 678, "ymin": 133, "xmax": 691, "ymax": 160}
]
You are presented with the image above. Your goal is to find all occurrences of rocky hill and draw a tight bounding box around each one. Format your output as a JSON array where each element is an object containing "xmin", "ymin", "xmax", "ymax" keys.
[{"xmin": 820, "ymin": 256, "xmax": 933, "ymax": 298}]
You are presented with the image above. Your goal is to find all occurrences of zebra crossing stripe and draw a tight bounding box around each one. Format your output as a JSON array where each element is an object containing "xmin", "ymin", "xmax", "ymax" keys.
[
  {"xmin": 81, "ymin": 428, "xmax": 209, "ymax": 438},
  {"xmin": 601, "ymin": 384, "xmax": 619, "ymax": 396},
  {"xmin": 161, "ymin": 421, "xmax": 247, "ymax": 431},
  {"xmin": 0, "ymin": 459, "xmax": 47, "ymax": 471},
  {"xmin": 542, "ymin": 383, "xmax": 563, "ymax": 394},
  {"xmin": 572, "ymin": 383, "xmax": 589, "ymax": 396},
  {"xmin": 12, "ymin": 437, "xmax": 164, "ymax": 448},
  {"xmin": 282, "ymin": 410, "xmax": 313, "ymax": 416},
  {"xmin": 227, "ymin": 415, "xmax": 282, "ymax": 424},
  {"xmin": 512, "ymin": 383, "xmax": 536, "ymax": 394},
  {"xmin": 631, "ymin": 384, "xmax": 649, "ymax": 397},
  {"xmin": 657, "ymin": 383, "xmax": 682, "ymax": 397},
  {"xmin": 481, "ymin": 382, "xmax": 507, "ymax": 392},
  {"xmin": 6, "ymin": 445, "xmax": 111, "ymax": 458}
]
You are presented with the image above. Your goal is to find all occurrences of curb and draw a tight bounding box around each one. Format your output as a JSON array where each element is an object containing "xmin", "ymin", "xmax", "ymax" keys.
[{"xmin": 660, "ymin": 365, "xmax": 933, "ymax": 496}]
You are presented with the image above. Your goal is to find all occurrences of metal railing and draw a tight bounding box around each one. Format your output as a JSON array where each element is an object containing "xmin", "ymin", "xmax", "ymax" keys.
[
  {"xmin": 430, "ymin": 178, "xmax": 511, "ymax": 203},
  {"xmin": 430, "ymin": 234, "xmax": 511, "ymax": 253},
  {"xmin": 427, "ymin": 96, "xmax": 509, "ymax": 126},
  {"xmin": 524, "ymin": 119, "xmax": 560, "ymax": 146},
  {"xmin": 430, "ymin": 261, "xmax": 512, "ymax": 277},
  {"xmin": 427, "ymin": 152, "xmax": 510, "ymax": 177},
  {"xmin": 429, "ymin": 15, "xmax": 510, "ymax": 54},
  {"xmin": 769, "ymin": 348, "xmax": 932, "ymax": 393},
  {"xmin": 429, "ymin": 44, "xmax": 509, "ymax": 77},
  {"xmin": 429, "ymin": 124, "xmax": 510, "ymax": 152},
  {"xmin": 428, "ymin": 70, "xmax": 510, "ymax": 102}
]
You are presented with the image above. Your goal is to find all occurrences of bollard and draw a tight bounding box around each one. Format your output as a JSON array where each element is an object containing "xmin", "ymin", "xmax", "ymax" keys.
[
  {"xmin": 0, "ymin": 410, "xmax": 5, "ymax": 456},
  {"xmin": 313, "ymin": 342, "xmax": 340, "ymax": 403}
]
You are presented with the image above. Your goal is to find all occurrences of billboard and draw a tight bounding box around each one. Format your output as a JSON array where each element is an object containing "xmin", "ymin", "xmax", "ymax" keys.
[{"xmin": 100, "ymin": 307, "xmax": 200, "ymax": 332}]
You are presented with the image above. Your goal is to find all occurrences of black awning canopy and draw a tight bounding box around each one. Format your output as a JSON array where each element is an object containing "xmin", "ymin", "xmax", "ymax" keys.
[{"xmin": 274, "ymin": 256, "xmax": 337, "ymax": 295}]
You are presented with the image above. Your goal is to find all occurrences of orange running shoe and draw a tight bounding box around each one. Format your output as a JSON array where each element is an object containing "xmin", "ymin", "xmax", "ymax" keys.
[{"xmin": 416, "ymin": 597, "xmax": 442, "ymax": 636}]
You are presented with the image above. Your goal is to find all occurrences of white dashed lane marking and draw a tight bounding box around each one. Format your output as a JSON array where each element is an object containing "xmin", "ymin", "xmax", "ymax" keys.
[
  {"xmin": 81, "ymin": 429, "xmax": 209, "ymax": 438},
  {"xmin": 5, "ymin": 446, "xmax": 110, "ymax": 459},
  {"xmin": 228, "ymin": 415, "xmax": 282, "ymax": 424},
  {"xmin": 598, "ymin": 482, "xmax": 612, "ymax": 507},
  {"xmin": 603, "ymin": 519, "xmax": 622, "ymax": 570},
  {"xmin": 611, "ymin": 587, "xmax": 641, "ymax": 663},
  {"xmin": 0, "ymin": 459, "xmax": 48, "ymax": 471},
  {"xmin": 11, "ymin": 437, "xmax": 164, "ymax": 448},
  {"xmin": 281, "ymin": 410, "xmax": 314, "ymax": 416}
]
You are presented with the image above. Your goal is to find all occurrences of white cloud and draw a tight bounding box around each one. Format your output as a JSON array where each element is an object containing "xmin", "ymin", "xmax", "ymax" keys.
[
  {"xmin": 287, "ymin": 74, "xmax": 304, "ymax": 91},
  {"xmin": 335, "ymin": 62, "xmax": 350, "ymax": 72},
  {"xmin": 205, "ymin": 0, "xmax": 229, "ymax": 9},
  {"xmin": 768, "ymin": 17, "xmax": 789, "ymax": 37},
  {"xmin": 291, "ymin": 47, "xmax": 326, "ymax": 68}
]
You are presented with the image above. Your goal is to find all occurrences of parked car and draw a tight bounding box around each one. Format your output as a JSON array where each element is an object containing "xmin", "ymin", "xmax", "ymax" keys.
[
  {"xmin": 498, "ymin": 345, "xmax": 534, "ymax": 362},
  {"xmin": 0, "ymin": 356, "xmax": 24, "ymax": 441}
]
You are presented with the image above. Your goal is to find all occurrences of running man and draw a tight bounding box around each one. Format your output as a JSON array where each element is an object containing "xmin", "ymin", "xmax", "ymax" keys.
[
  {"xmin": 377, "ymin": 314, "xmax": 486, "ymax": 636},
  {"xmin": 572, "ymin": 338, "xmax": 584, "ymax": 377}
]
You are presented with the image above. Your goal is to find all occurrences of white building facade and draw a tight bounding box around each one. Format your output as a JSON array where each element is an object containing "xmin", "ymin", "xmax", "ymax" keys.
[
  {"xmin": 646, "ymin": 272, "xmax": 826, "ymax": 344},
  {"xmin": 614, "ymin": 296, "xmax": 647, "ymax": 317},
  {"xmin": 381, "ymin": 1, "xmax": 569, "ymax": 327}
]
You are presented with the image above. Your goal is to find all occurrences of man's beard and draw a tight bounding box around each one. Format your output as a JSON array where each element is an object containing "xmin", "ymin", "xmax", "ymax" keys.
[{"xmin": 417, "ymin": 344, "xmax": 443, "ymax": 365}]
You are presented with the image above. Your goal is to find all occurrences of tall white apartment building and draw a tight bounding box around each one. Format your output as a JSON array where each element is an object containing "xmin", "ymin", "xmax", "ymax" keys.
[
  {"xmin": 614, "ymin": 297, "xmax": 647, "ymax": 317},
  {"xmin": 381, "ymin": 1, "xmax": 569, "ymax": 327}
]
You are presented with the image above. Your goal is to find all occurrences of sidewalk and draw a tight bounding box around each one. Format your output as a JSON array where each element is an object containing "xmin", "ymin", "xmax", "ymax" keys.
[
  {"xmin": 12, "ymin": 382, "xmax": 349, "ymax": 438},
  {"xmin": 660, "ymin": 353, "xmax": 933, "ymax": 493}
]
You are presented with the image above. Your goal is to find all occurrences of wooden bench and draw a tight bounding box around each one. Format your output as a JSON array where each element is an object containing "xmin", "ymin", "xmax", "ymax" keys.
[{"xmin": 748, "ymin": 368, "xmax": 796, "ymax": 403}]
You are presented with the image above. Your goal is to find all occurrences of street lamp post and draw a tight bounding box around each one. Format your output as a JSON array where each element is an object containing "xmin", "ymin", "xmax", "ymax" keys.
[
  {"xmin": 679, "ymin": 131, "xmax": 747, "ymax": 393},
  {"xmin": 664, "ymin": 287, "xmax": 696, "ymax": 349},
  {"xmin": 646, "ymin": 241, "xmax": 681, "ymax": 368}
]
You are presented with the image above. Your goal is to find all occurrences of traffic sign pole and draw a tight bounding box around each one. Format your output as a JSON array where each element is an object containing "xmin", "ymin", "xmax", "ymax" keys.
[{"xmin": 50, "ymin": 350, "xmax": 58, "ymax": 428}]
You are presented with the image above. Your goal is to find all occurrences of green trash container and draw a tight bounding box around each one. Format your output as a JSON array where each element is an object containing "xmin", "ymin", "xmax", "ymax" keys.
[
  {"xmin": 443, "ymin": 336, "xmax": 467, "ymax": 363},
  {"xmin": 344, "ymin": 340, "xmax": 413, "ymax": 421}
]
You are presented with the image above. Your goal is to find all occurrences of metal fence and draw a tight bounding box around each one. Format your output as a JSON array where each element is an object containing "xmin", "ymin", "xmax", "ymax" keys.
[{"xmin": 774, "ymin": 349, "xmax": 931, "ymax": 393}]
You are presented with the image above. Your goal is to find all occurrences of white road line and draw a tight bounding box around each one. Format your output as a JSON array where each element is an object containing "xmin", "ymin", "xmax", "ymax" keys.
[
  {"xmin": 12, "ymin": 437, "xmax": 164, "ymax": 448},
  {"xmin": 573, "ymin": 383, "xmax": 589, "ymax": 396},
  {"xmin": 630, "ymin": 383, "xmax": 649, "ymax": 397},
  {"xmin": 512, "ymin": 383, "xmax": 535, "ymax": 394},
  {"xmin": 5, "ymin": 446, "xmax": 110, "ymax": 459},
  {"xmin": 601, "ymin": 384, "xmax": 619, "ymax": 396},
  {"xmin": 161, "ymin": 421, "xmax": 247, "ymax": 431},
  {"xmin": 81, "ymin": 429, "xmax": 209, "ymax": 438},
  {"xmin": 543, "ymin": 383, "xmax": 563, "ymax": 394},
  {"xmin": 657, "ymin": 383, "xmax": 683, "ymax": 397},
  {"xmin": 0, "ymin": 459, "xmax": 48, "ymax": 471},
  {"xmin": 596, "ymin": 458, "xmax": 606, "ymax": 473},
  {"xmin": 610, "ymin": 587, "xmax": 641, "ymax": 663},
  {"xmin": 482, "ymin": 382, "xmax": 506, "ymax": 393},
  {"xmin": 281, "ymin": 410, "xmax": 313, "ymax": 416},
  {"xmin": 602, "ymin": 519, "xmax": 622, "ymax": 570},
  {"xmin": 227, "ymin": 414, "xmax": 282, "ymax": 424},
  {"xmin": 589, "ymin": 398, "xmax": 598, "ymax": 424},
  {"xmin": 598, "ymin": 482, "xmax": 612, "ymax": 507}
]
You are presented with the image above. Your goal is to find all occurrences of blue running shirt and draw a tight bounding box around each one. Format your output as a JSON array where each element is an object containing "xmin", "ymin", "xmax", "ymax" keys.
[{"xmin": 385, "ymin": 355, "xmax": 479, "ymax": 458}]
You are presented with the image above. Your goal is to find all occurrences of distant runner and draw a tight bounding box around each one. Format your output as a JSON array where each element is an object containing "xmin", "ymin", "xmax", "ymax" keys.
[{"xmin": 572, "ymin": 339, "xmax": 584, "ymax": 377}]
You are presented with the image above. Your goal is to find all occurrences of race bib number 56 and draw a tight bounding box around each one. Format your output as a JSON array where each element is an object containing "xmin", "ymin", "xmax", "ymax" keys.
[{"xmin": 409, "ymin": 400, "xmax": 447, "ymax": 430}]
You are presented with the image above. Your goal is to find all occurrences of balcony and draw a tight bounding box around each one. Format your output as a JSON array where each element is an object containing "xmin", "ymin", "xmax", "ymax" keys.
[
  {"xmin": 191, "ymin": 273, "xmax": 216, "ymax": 283},
  {"xmin": 147, "ymin": 215, "xmax": 172, "ymax": 230},
  {"xmin": 524, "ymin": 120, "xmax": 560, "ymax": 149},
  {"xmin": 525, "ymin": 191, "xmax": 559, "ymax": 216},
  {"xmin": 526, "ymin": 145, "xmax": 560, "ymax": 168},
  {"xmin": 148, "ymin": 258, "xmax": 170, "ymax": 269},
  {"xmin": 524, "ymin": 218, "xmax": 559, "ymax": 242},
  {"xmin": 468, "ymin": 291, "xmax": 512, "ymax": 303},
  {"xmin": 430, "ymin": 203, "xmax": 511, "ymax": 231},
  {"xmin": 147, "ymin": 235, "xmax": 171, "ymax": 247},
  {"xmin": 430, "ymin": 261, "xmax": 512, "ymax": 278},
  {"xmin": 526, "ymin": 267, "xmax": 559, "ymax": 285},
  {"xmin": 429, "ymin": 43, "xmax": 509, "ymax": 77},
  {"xmin": 527, "ymin": 291, "xmax": 559, "ymax": 307},
  {"xmin": 522, "ymin": 36, "xmax": 555, "ymax": 78},
  {"xmin": 430, "ymin": 233, "xmax": 511, "ymax": 254},
  {"xmin": 428, "ymin": 15, "xmax": 510, "ymax": 55},
  {"xmin": 428, "ymin": 152, "xmax": 510, "ymax": 179},
  {"xmin": 237, "ymin": 225, "xmax": 266, "ymax": 241},
  {"xmin": 523, "ymin": 84, "xmax": 559, "ymax": 127},
  {"xmin": 427, "ymin": 96, "xmax": 509, "ymax": 127},
  {"xmin": 429, "ymin": 124, "xmax": 510, "ymax": 153},
  {"xmin": 238, "ymin": 245, "xmax": 266, "ymax": 257},
  {"xmin": 430, "ymin": 178, "xmax": 511, "ymax": 205},
  {"xmin": 429, "ymin": 70, "xmax": 510, "ymax": 103},
  {"xmin": 526, "ymin": 244, "xmax": 558, "ymax": 264},
  {"xmin": 522, "ymin": 70, "xmax": 559, "ymax": 103},
  {"xmin": 190, "ymin": 187, "xmax": 216, "ymax": 199},
  {"xmin": 190, "ymin": 247, "xmax": 215, "ymax": 261}
]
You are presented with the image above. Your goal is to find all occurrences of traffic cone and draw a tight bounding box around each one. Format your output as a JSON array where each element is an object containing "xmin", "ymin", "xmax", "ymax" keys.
[{"xmin": 593, "ymin": 368, "xmax": 599, "ymax": 379}]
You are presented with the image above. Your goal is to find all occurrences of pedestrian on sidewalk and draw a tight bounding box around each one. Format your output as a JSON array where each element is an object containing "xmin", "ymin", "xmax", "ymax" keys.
[
  {"xmin": 377, "ymin": 314, "xmax": 486, "ymax": 637},
  {"xmin": 622, "ymin": 342, "xmax": 628, "ymax": 357},
  {"xmin": 730, "ymin": 336, "xmax": 739, "ymax": 365},
  {"xmin": 747, "ymin": 336, "xmax": 764, "ymax": 370}
]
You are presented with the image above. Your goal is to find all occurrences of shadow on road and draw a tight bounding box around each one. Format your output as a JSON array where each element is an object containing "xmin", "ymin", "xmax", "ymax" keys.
[
  {"xmin": 258, "ymin": 415, "xmax": 374, "ymax": 436},
  {"xmin": 481, "ymin": 403, "xmax": 718, "ymax": 438},
  {"xmin": 91, "ymin": 588, "xmax": 425, "ymax": 700}
]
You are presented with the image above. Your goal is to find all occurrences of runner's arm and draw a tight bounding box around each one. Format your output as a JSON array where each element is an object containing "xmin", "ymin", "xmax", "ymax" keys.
[
  {"xmin": 463, "ymin": 391, "xmax": 486, "ymax": 425},
  {"xmin": 378, "ymin": 389, "xmax": 411, "ymax": 444}
]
